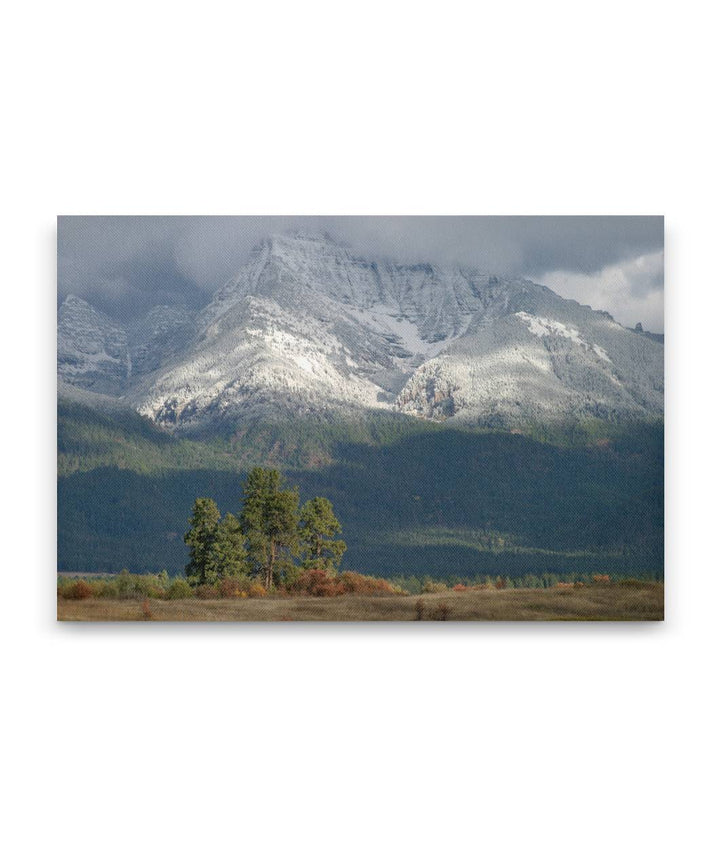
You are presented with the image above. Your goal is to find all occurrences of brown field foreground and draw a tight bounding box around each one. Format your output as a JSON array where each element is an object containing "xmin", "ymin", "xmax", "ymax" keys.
[{"xmin": 58, "ymin": 582, "xmax": 664, "ymax": 622}]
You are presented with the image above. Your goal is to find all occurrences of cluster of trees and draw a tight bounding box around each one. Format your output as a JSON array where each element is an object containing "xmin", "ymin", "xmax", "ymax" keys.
[{"xmin": 184, "ymin": 467, "xmax": 346, "ymax": 590}]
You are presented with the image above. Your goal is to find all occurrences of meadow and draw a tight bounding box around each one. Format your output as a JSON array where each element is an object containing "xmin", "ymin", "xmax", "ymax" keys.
[{"xmin": 57, "ymin": 580, "xmax": 664, "ymax": 622}]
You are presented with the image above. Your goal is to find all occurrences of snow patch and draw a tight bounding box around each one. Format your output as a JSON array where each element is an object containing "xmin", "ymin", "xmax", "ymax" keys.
[
  {"xmin": 515, "ymin": 311, "xmax": 613, "ymax": 365},
  {"xmin": 343, "ymin": 304, "xmax": 455, "ymax": 363},
  {"xmin": 516, "ymin": 311, "xmax": 584, "ymax": 344},
  {"xmin": 592, "ymin": 344, "xmax": 612, "ymax": 363}
]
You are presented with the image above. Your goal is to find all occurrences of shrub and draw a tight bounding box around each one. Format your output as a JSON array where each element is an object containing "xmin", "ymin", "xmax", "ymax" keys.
[
  {"xmin": 195, "ymin": 583, "xmax": 220, "ymax": 600},
  {"xmin": 593, "ymin": 574, "xmax": 611, "ymax": 584},
  {"xmin": 337, "ymin": 571, "xmax": 400, "ymax": 596},
  {"xmin": 141, "ymin": 598, "xmax": 153, "ymax": 620},
  {"xmin": 219, "ymin": 576, "xmax": 252, "ymax": 598},
  {"xmin": 116, "ymin": 569, "xmax": 135, "ymax": 598},
  {"xmin": 167, "ymin": 578, "xmax": 194, "ymax": 599},
  {"xmin": 452, "ymin": 583, "xmax": 468, "ymax": 592},
  {"xmin": 289, "ymin": 568, "xmax": 343, "ymax": 597},
  {"xmin": 62, "ymin": 579, "xmax": 93, "ymax": 600},
  {"xmin": 285, "ymin": 568, "xmax": 402, "ymax": 598},
  {"xmin": 93, "ymin": 579, "xmax": 120, "ymax": 598},
  {"xmin": 248, "ymin": 582, "xmax": 267, "ymax": 598},
  {"xmin": 137, "ymin": 575, "xmax": 167, "ymax": 598},
  {"xmin": 422, "ymin": 581, "xmax": 448, "ymax": 594},
  {"xmin": 135, "ymin": 582, "xmax": 165, "ymax": 599},
  {"xmin": 107, "ymin": 570, "xmax": 168, "ymax": 599},
  {"xmin": 391, "ymin": 576, "xmax": 422, "ymax": 595}
]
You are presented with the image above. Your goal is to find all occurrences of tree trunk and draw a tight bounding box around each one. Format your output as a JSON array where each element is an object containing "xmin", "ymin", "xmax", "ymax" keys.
[{"xmin": 267, "ymin": 542, "xmax": 276, "ymax": 591}]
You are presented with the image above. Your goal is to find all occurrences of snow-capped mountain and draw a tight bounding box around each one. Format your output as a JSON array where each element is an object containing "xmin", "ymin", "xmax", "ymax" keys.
[
  {"xmin": 57, "ymin": 233, "xmax": 664, "ymax": 431},
  {"xmin": 57, "ymin": 295, "xmax": 130, "ymax": 395}
]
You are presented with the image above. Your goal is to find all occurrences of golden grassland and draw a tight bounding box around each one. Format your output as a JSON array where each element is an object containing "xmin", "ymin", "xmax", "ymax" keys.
[{"xmin": 57, "ymin": 582, "xmax": 663, "ymax": 622}]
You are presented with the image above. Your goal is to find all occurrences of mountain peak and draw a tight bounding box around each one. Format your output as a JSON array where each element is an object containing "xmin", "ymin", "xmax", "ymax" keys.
[
  {"xmin": 283, "ymin": 230, "xmax": 341, "ymax": 244},
  {"xmin": 264, "ymin": 230, "xmax": 346, "ymax": 255},
  {"xmin": 61, "ymin": 293, "xmax": 92, "ymax": 309},
  {"xmin": 59, "ymin": 235, "xmax": 664, "ymax": 432}
]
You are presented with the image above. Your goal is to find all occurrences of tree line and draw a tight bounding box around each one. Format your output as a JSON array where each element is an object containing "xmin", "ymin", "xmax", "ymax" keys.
[{"xmin": 184, "ymin": 467, "xmax": 346, "ymax": 590}]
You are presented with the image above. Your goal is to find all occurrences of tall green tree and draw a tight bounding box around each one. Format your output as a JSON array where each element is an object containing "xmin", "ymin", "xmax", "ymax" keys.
[
  {"xmin": 207, "ymin": 512, "xmax": 249, "ymax": 580},
  {"xmin": 298, "ymin": 496, "xmax": 346, "ymax": 573},
  {"xmin": 184, "ymin": 497, "xmax": 221, "ymax": 585},
  {"xmin": 239, "ymin": 468, "xmax": 299, "ymax": 590}
]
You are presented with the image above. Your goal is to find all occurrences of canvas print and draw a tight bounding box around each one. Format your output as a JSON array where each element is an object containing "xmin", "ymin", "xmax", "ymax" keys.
[{"xmin": 57, "ymin": 216, "xmax": 664, "ymax": 621}]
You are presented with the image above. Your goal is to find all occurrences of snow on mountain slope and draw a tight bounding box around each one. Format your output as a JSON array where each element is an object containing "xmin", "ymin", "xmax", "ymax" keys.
[
  {"xmin": 132, "ymin": 292, "xmax": 391, "ymax": 426},
  {"xmin": 58, "ymin": 233, "xmax": 664, "ymax": 431},
  {"xmin": 209, "ymin": 233, "xmax": 488, "ymax": 341},
  {"xmin": 130, "ymin": 234, "xmax": 500, "ymax": 428},
  {"xmin": 57, "ymin": 295, "xmax": 130, "ymax": 395},
  {"xmin": 128, "ymin": 305, "xmax": 194, "ymax": 376},
  {"xmin": 396, "ymin": 308, "xmax": 663, "ymax": 424}
]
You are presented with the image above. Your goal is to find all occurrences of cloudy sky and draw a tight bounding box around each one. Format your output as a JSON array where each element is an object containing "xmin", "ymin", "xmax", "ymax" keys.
[{"xmin": 58, "ymin": 216, "xmax": 664, "ymax": 332}]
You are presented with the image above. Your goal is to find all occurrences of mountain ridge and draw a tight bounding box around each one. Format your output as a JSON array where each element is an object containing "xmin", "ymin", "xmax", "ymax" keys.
[{"xmin": 57, "ymin": 232, "xmax": 663, "ymax": 433}]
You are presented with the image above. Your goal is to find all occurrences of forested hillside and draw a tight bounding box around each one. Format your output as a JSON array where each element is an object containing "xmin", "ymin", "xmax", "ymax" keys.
[{"xmin": 58, "ymin": 399, "xmax": 663, "ymax": 578}]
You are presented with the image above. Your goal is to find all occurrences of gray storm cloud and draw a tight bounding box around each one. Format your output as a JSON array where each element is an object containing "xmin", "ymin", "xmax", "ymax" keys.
[{"xmin": 57, "ymin": 215, "xmax": 664, "ymax": 331}]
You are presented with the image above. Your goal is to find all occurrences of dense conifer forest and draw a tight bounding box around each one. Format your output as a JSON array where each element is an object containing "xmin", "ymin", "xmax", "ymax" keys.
[{"xmin": 58, "ymin": 399, "xmax": 663, "ymax": 579}]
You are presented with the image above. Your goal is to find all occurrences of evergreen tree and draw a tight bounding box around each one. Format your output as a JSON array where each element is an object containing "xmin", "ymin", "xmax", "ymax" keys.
[
  {"xmin": 298, "ymin": 496, "xmax": 346, "ymax": 573},
  {"xmin": 207, "ymin": 512, "xmax": 249, "ymax": 580},
  {"xmin": 184, "ymin": 497, "xmax": 220, "ymax": 585},
  {"xmin": 239, "ymin": 468, "xmax": 299, "ymax": 590}
]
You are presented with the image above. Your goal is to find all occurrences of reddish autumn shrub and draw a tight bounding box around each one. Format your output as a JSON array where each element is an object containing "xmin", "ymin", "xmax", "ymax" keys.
[
  {"xmin": 218, "ymin": 577, "xmax": 249, "ymax": 598},
  {"xmin": 194, "ymin": 583, "xmax": 220, "ymax": 600},
  {"xmin": 452, "ymin": 583, "xmax": 468, "ymax": 592},
  {"xmin": 286, "ymin": 569, "xmax": 402, "ymax": 597},
  {"xmin": 63, "ymin": 580, "xmax": 93, "ymax": 600},
  {"xmin": 495, "ymin": 576, "xmax": 507, "ymax": 590},
  {"xmin": 593, "ymin": 574, "xmax": 611, "ymax": 584},
  {"xmin": 338, "ymin": 571, "xmax": 406, "ymax": 595},
  {"xmin": 289, "ymin": 568, "xmax": 343, "ymax": 597},
  {"xmin": 337, "ymin": 571, "xmax": 399, "ymax": 595}
]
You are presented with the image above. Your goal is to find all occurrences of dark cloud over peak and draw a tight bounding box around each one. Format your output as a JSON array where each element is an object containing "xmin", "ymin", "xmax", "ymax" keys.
[{"xmin": 57, "ymin": 216, "xmax": 663, "ymax": 329}]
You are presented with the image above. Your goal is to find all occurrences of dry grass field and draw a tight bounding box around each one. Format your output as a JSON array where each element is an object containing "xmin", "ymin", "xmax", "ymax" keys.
[{"xmin": 57, "ymin": 583, "xmax": 663, "ymax": 622}]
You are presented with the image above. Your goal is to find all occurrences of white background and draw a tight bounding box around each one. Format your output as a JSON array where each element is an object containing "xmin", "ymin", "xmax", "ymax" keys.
[{"xmin": 2, "ymin": 2, "xmax": 718, "ymax": 855}]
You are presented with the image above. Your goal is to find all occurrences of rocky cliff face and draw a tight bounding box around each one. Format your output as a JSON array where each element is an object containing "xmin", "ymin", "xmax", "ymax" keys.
[{"xmin": 58, "ymin": 233, "xmax": 664, "ymax": 431}]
